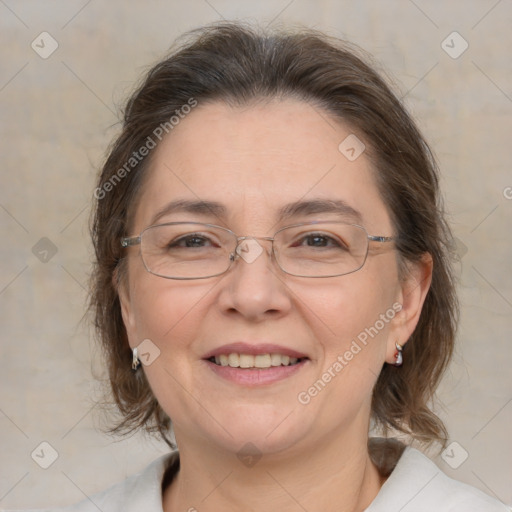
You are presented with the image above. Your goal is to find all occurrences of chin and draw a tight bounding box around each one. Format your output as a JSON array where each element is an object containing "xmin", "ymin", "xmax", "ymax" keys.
[{"xmin": 176, "ymin": 402, "xmax": 309, "ymax": 456}]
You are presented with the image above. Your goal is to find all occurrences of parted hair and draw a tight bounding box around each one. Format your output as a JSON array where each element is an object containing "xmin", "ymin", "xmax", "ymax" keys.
[{"xmin": 90, "ymin": 21, "xmax": 458, "ymax": 448}]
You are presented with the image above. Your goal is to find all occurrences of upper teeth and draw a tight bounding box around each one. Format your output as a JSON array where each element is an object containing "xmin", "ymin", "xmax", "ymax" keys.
[{"xmin": 213, "ymin": 353, "xmax": 300, "ymax": 368}]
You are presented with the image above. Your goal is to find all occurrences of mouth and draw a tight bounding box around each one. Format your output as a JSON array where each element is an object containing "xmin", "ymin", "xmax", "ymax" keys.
[
  {"xmin": 202, "ymin": 342, "xmax": 310, "ymax": 386},
  {"xmin": 208, "ymin": 353, "xmax": 307, "ymax": 369}
]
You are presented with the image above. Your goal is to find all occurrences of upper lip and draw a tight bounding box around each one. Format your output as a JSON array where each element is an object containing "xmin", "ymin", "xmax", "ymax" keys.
[{"xmin": 202, "ymin": 342, "xmax": 309, "ymax": 360}]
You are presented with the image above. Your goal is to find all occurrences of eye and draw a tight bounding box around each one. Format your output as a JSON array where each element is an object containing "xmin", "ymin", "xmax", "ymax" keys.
[
  {"xmin": 303, "ymin": 234, "xmax": 335, "ymax": 247},
  {"xmin": 293, "ymin": 232, "xmax": 349, "ymax": 250},
  {"xmin": 167, "ymin": 233, "xmax": 217, "ymax": 249}
]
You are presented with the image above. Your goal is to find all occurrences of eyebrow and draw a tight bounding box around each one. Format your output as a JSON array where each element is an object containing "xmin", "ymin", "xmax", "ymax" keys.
[
  {"xmin": 150, "ymin": 199, "xmax": 227, "ymax": 225},
  {"xmin": 278, "ymin": 198, "xmax": 363, "ymax": 224},
  {"xmin": 149, "ymin": 198, "xmax": 363, "ymax": 226}
]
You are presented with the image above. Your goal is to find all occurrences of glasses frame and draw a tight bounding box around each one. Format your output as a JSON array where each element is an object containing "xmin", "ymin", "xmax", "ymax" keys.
[{"xmin": 120, "ymin": 220, "xmax": 396, "ymax": 280}]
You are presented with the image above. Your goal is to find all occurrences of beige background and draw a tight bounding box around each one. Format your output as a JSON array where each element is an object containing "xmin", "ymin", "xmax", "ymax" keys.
[{"xmin": 1, "ymin": 0, "xmax": 511, "ymax": 509}]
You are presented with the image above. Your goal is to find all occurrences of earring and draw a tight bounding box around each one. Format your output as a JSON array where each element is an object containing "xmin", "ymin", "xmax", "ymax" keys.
[
  {"xmin": 394, "ymin": 342, "xmax": 403, "ymax": 366},
  {"xmin": 132, "ymin": 347, "xmax": 141, "ymax": 371}
]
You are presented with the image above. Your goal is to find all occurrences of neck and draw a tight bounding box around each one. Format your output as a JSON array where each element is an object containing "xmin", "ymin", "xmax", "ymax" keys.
[{"xmin": 163, "ymin": 428, "xmax": 385, "ymax": 512}]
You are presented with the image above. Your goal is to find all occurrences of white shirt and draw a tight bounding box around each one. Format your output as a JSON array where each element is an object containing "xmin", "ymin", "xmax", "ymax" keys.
[{"xmin": 5, "ymin": 447, "xmax": 510, "ymax": 511}]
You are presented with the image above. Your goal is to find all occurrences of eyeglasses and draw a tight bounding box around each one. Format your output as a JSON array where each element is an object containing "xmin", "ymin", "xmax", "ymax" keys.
[{"xmin": 121, "ymin": 221, "xmax": 396, "ymax": 280}]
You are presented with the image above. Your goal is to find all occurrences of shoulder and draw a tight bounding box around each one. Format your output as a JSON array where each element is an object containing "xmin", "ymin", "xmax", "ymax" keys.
[
  {"xmin": 2, "ymin": 452, "xmax": 178, "ymax": 512},
  {"xmin": 367, "ymin": 446, "xmax": 511, "ymax": 512}
]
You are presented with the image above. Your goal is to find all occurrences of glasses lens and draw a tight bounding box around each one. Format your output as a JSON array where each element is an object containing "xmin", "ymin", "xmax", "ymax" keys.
[
  {"xmin": 140, "ymin": 223, "xmax": 235, "ymax": 279},
  {"xmin": 274, "ymin": 222, "xmax": 368, "ymax": 277}
]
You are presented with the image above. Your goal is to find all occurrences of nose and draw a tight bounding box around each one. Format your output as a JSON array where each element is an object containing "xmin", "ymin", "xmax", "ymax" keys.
[{"xmin": 216, "ymin": 237, "xmax": 292, "ymax": 321}]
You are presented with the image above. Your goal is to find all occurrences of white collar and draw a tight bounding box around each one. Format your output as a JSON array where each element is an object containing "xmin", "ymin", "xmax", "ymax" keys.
[
  {"xmin": 366, "ymin": 446, "xmax": 510, "ymax": 511},
  {"xmin": 64, "ymin": 447, "xmax": 509, "ymax": 511}
]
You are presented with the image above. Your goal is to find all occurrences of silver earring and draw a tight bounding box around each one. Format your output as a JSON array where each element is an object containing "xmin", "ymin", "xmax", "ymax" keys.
[
  {"xmin": 394, "ymin": 342, "xmax": 403, "ymax": 366},
  {"xmin": 132, "ymin": 347, "xmax": 141, "ymax": 371}
]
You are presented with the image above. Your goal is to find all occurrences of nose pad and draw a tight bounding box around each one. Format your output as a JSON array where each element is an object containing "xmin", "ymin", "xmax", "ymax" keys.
[{"xmin": 235, "ymin": 238, "xmax": 264, "ymax": 264}]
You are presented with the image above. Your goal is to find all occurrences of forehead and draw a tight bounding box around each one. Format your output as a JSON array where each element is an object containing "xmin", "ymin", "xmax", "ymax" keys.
[{"xmin": 133, "ymin": 99, "xmax": 391, "ymax": 234}]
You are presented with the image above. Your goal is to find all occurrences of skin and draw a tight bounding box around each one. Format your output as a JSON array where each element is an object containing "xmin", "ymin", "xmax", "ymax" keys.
[{"xmin": 119, "ymin": 99, "xmax": 432, "ymax": 512}]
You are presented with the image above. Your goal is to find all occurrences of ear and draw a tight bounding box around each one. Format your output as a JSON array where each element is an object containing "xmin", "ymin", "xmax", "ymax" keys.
[
  {"xmin": 113, "ymin": 267, "xmax": 137, "ymax": 347},
  {"xmin": 385, "ymin": 253, "xmax": 433, "ymax": 364}
]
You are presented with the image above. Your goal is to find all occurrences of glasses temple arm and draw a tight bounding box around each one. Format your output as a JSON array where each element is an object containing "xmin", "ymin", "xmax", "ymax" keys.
[
  {"xmin": 367, "ymin": 235, "xmax": 396, "ymax": 243},
  {"xmin": 121, "ymin": 236, "xmax": 141, "ymax": 247}
]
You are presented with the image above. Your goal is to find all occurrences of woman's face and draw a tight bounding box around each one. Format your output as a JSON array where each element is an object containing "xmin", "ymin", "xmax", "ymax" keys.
[{"xmin": 120, "ymin": 99, "xmax": 418, "ymax": 456}]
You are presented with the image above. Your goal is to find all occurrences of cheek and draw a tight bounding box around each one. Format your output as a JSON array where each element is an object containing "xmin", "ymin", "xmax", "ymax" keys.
[
  {"xmin": 298, "ymin": 261, "xmax": 398, "ymax": 383},
  {"xmin": 125, "ymin": 274, "xmax": 216, "ymax": 419},
  {"xmin": 129, "ymin": 274, "xmax": 211, "ymax": 345},
  {"xmin": 292, "ymin": 273, "xmax": 396, "ymax": 423},
  {"xmin": 307, "ymin": 274, "xmax": 394, "ymax": 342}
]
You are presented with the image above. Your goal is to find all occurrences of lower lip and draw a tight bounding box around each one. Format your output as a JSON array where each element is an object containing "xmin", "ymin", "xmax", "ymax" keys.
[{"xmin": 205, "ymin": 359, "xmax": 307, "ymax": 386}]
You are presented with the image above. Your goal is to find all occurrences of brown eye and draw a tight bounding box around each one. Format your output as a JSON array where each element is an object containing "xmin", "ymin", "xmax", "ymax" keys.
[
  {"xmin": 168, "ymin": 234, "xmax": 213, "ymax": 249},
  {"xmin": 292, "ymin": 233, "xmax": 349, "ymax": 251}
]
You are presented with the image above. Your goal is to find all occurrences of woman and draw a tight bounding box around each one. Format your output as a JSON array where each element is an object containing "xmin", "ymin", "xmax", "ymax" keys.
[{"xmin": 20, "ymin": 22, "xmax": 509, "ymax": 512}]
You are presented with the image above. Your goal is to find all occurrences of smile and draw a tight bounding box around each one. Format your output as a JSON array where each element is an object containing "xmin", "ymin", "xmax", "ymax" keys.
[{"xmin": 208, "ymin": 353, "xmax": 306, "ymax": 368}]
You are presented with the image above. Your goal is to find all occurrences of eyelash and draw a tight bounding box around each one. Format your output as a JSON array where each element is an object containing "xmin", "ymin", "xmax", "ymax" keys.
[{"xmin": 166, "ymin": 232, "xmax": 348, "ymax": 250}]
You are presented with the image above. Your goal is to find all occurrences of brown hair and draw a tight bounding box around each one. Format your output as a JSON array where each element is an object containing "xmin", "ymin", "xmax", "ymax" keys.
[{"xmin": 90, "ymin": 21, "xmax": 458, "ymax": 448}]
